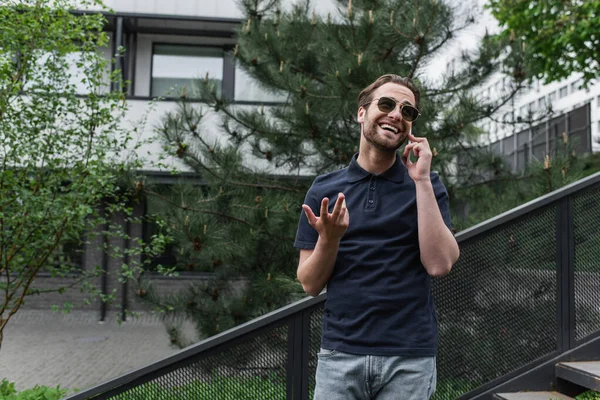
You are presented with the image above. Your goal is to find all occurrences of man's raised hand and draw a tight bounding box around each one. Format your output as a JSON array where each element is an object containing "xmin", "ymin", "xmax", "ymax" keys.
[
  {"xmin": 302, "ymin": 193, "xmax": 349, "ymax": 243},
  {"xmin": 401, "ymin": 133, "xmax": 432, "ymax": 183}
]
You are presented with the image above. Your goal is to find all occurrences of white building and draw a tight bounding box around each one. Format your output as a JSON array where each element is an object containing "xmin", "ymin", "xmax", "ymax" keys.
[
  {"xmin": 467, "ymin": 4, "xmax": 600, "ymax": 167},
  {"xmin": 478, "ymin": 73, "xmax": 600, "ymax": 151}
]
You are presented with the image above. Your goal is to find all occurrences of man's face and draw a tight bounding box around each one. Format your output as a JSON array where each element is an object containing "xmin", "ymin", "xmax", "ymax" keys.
[{"xmin": 357, "ymin": 82, "xmax": 416, "ymax": 152}]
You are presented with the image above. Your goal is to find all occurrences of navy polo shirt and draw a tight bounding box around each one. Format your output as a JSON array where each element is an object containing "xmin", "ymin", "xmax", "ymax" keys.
[{"xmin": 294, "ymin": 153, "xmax": 452, "ymax": 356}]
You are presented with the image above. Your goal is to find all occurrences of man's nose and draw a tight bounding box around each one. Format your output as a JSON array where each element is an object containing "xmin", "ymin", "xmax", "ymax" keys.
[{"xmin": 388, "ymin": 105, "xmax": 403, "ymax": 121}]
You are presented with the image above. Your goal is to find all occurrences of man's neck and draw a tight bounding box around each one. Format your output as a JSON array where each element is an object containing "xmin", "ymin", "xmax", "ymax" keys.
[{"xmin": 356, "ymin": 146, "xmax": 397, "ymax": 176}]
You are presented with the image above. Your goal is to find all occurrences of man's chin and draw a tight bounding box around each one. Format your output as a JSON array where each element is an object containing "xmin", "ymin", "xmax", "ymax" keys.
[{"xmin": 369, "ymin": 138, "xmax": 402, "ymax": 152}]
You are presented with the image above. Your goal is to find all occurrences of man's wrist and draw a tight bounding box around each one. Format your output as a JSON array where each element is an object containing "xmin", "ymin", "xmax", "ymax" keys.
[
  {"xmin": 318, "ymin": 235, "xmax": 341, "ymax": 247},
  {"xmin": 413, "ymin": 176, "xmax": 432, "ymax": 185}
]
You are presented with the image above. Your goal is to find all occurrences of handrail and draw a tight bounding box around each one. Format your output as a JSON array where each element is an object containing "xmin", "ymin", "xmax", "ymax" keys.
[
  {"xmin": 64, "ymin": 294, "xmax": 326, "ymax": 400},
  {"xmin": 456, "ymin": 170, "xmax": 600, "ymax": 242}
]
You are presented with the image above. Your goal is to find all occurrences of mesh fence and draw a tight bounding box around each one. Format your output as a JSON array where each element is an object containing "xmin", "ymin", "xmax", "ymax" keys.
[
  {"xmin": 109, "ymin": 322, "xmax": 289, "ymax": 400},
  {"xmin": 308, "ymin": 306, "xmax": 324, "ymax": 399},
  {"xmin": 78, "ymin": 179, "xmax": 600, "ymax": 400},
  {"xmin": 432, "ymin": 205, "xmax": 558, "ymax": 400},
  {"xmin": 573, "ymin": 184, "xmax": 600, "ymax": 342}
]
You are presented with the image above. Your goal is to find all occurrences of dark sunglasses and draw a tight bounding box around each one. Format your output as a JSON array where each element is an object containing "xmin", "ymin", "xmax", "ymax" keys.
[{"xmin": 365, "ymin": 97, "xmax": 421, "ymax": 122}]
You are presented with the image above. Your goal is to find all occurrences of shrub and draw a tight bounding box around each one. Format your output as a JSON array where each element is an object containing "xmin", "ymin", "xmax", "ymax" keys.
[{"xmin": 0, "ymin": 379, "xmax": 67, "ymax": 400}]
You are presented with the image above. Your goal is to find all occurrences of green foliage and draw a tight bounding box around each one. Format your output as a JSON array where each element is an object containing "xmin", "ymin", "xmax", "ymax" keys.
[
  {"xmin": 0, "ymin": 0, "xmax": 170, "ymax": 347},
  {"xmin": 487, "ymin": 0, "xmax": 600, "ymax": 86},
  {"xmin": 106, "ymin": 373, "xmax": 286, "ymax": 399},
  {"xmin": 432, "ymin": 379, "xmax": 477, "ymax": 400},
  {"xmin": 576, "ymin": 392, "xmax": 600, "ymax": 400},
  {"xmin": 0, "ymin": 380, "xmax": 66, "ymax": 400}
]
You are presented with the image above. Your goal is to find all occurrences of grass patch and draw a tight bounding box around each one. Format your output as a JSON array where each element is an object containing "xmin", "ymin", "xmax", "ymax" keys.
[
  {"xmin": 112, "ymin": 374, "xmax": 286, "ymax": 400},
  {"xmin": 576, "ymin": 392, "xmax": 600, "ymax": 400}
]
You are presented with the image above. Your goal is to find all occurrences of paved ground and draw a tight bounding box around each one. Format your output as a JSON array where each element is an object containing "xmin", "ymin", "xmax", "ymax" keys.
[{"xmin": 0, "ymin": 309, "xmax": 184, "ymax": 394}]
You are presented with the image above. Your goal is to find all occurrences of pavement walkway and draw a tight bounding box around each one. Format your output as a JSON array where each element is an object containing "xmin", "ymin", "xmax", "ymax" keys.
[{"xmin": 0, "ymin": 309, "xmax": 183, "ymax": 394}]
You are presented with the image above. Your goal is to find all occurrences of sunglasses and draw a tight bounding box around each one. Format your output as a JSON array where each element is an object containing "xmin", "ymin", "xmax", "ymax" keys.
[{"xmin": 364, "ymin": 97, "xmax": 421, "ymax": 122}]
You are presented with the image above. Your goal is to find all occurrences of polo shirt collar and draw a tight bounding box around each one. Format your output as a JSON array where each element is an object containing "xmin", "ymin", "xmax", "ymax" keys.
[{"xmin": 347, "ymin": 153, "xmax": 406, "ymax": 183}]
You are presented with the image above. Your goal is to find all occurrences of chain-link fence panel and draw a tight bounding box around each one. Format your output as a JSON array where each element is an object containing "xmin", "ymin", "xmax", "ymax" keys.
[
  {"xmin": 573, "ymin": 184, "xmax": 600, "ymax": 342},
  {"xmin": 108, "ymin": 322, "xmax": 289, "ymax": 400},
  {"xmin": 432, "ymin": 205, "xmax": 558, "ymax": 400},
  {"xmin": 307, "ymin": 305, "xmax": 324, "ymax": 399}
]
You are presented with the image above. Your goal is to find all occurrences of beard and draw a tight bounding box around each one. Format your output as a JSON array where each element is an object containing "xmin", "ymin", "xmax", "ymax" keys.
[{"xmin": 362, "ymin": 119, "xmax": 408, "ymax": 152}]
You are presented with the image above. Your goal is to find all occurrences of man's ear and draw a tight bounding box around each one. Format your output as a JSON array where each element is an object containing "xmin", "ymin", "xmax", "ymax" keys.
[{"xmin": 357, "ymin": 107, "xmax": 365, "ymax": 124}]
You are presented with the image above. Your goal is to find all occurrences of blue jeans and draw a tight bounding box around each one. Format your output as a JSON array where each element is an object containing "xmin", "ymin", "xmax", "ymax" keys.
[{"xmin": 313, "ymin": 348, "xmax": 436, "ymax": 400}]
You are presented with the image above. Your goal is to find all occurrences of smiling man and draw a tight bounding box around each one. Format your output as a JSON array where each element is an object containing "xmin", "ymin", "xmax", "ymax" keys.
[{"xmin": 294, "ymin": 74, "xmax": 460, "ymax": 400}]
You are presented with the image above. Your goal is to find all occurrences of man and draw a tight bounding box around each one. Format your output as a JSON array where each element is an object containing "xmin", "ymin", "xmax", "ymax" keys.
[{"xmin": 293, "ymin": 74, "xmax": 460, "ymax": 400}]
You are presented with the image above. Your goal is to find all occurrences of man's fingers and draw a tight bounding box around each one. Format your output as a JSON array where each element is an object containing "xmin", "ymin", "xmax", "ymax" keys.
[
  {"xmin": 331, "ymin": 193, "xmax": 345, "ymax": 220},
  {"xmin": 408, "ymin": 132, "xmax": 426, "ymax": 143},
  {"xmin": 403, "ymin": 142, "xmax": 416, "ymax": 156},
  {"xmin": 402, "ymin": 143, "xmax": 415, "ymax": 165},
  {"xmin": 302, "ymin": 205, "xmax": 318, "ymax": 226},
  {"xmin": 337, "ymin": 206, "xmax": 348, "ymax": 224},
  {"xmin": 411, "ymin": 143, "xmax": 422, "ymax": 156},
  {"xmin": 320, "ymin": 197, "xmax": 329, "ymax": 220}
]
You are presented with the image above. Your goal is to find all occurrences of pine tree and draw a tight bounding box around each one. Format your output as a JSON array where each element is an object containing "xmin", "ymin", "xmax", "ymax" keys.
[{"xmin": 140, "ymin": 0, "xmax": 529, "ymax": 345}]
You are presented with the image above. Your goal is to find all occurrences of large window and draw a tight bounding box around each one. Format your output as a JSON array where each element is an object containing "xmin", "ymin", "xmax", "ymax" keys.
[{"xmin": 151, "ymin": 44, "xmax": 223, "ymax": 98}]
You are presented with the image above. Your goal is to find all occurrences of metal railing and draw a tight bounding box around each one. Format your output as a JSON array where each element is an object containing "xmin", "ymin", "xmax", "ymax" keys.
[{"xmin": 66, "ymin": 171, "xmax": 600, "ymax": 400}]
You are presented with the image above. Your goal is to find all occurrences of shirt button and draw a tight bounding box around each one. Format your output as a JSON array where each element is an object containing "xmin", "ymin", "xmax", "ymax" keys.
[
  {"xmin": 370, "ymin": 187, "xmax": 375, "ymax": 191},
  {"xmin": 368, "ymin": 199, "xmax": 374, "ymax": 204}
]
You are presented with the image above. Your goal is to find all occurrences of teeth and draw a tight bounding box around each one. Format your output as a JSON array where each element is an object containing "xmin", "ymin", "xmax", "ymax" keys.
[{"xmin": 380, "ymin": 124, "xmax": 398, "ymax": 133}]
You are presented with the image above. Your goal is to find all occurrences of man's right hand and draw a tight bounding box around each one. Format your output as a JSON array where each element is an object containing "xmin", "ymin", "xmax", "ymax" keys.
[{"xmin": 302, "ymin": 193, "xmax": 349, "ymax": 243}]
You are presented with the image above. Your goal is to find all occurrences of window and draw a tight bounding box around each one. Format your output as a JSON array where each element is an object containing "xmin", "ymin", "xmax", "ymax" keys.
[
  {"xmin": 571, "ymin": 79, "xmax": 582, "ymax": 93},
  {"xmin": 143, "ymin": 189, "xmax": 179, "ymax": 271},
  {"xmin": 548, "ymin": 91, "xmax": 557, "ymax": 104},
  {"xmin": 559, "ymin": 86, "xmax": 568, "ymax": 98},
  {"xmin": 538, "ymin": 97, "xmax": 546, "ymax": 109},
  {"xmin": 50, "ymin": 241, "xmax": 84, "ymax": 268},
  {"xmin": 597, "ymin": 95, "xmax": 600, "ymax": 108},
  {"xmin": 520, "ymin": 107, "xmax": 527, "ymax": 118},
  {"xmin": 42, "ymin": 240, "xmax": 84, "ymax": 273},
  {"xmin": 151, "ymin": 44, "xmax": 223, "ymax": 98}
]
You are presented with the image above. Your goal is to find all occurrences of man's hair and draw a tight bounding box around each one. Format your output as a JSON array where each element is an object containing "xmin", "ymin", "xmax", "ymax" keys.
[{"xmin": 357, "ymin": 74, "xmax": 420, "ymax": 110}]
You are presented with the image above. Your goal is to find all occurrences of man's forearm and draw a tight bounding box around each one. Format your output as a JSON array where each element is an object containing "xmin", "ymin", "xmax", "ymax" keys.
[
  {"xmin": 415, "ymin": 179, "xmax": 460, "ymax": 277},
  {"xmin": 297, "ymin": 237, "xmax": 340, "ymax": 296}
]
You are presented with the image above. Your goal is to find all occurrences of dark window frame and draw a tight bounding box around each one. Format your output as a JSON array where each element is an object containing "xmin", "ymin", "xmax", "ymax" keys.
[{"xmin": 149, "ymin": 42, "xmax": 235, "ymax": 100}]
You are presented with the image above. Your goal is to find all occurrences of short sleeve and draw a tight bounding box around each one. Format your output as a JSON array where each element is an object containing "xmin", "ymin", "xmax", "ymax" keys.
[
  {"xmin": 431, "ymin": 172, "xmax": 453, "ymax": 231},
  {"xmin": 294, "ymin": 184, "xmax": 320, "ymax": 249}
]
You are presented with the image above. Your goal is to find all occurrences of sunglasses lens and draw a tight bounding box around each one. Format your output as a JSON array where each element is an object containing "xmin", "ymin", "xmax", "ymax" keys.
[
  {"xmin": 377, "ymin": 97, "xmax": 396, "ymax": 113},
  {"xmin": 402, "ymin": 105, "xmax": 419, "ymax": 122}
]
